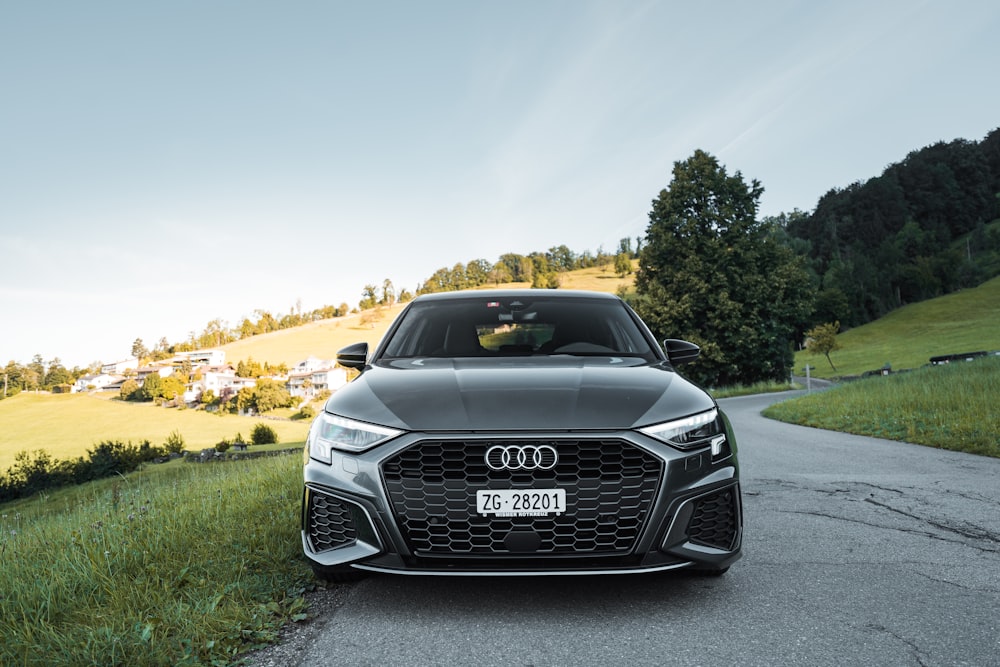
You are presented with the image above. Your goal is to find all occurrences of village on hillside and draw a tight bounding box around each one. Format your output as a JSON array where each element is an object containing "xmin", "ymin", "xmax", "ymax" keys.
[{"xmin": 71, "ymin": 349, "xmax": 348, "ymax": 407}]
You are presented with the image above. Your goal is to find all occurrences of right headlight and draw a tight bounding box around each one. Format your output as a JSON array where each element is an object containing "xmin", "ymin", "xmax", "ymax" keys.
[
  {"xmin": 638, "ymin": 408, "xmax": 727, "ymax": 456},
  {"xmin": 307, "ymin": 412, "xmax": 403, "ymax": 463}
]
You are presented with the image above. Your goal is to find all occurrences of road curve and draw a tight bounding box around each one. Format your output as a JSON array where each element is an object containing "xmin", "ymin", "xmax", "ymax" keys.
[{"xmin": 254, "ymin": 391, "xmax": 1000, "ymax": 667}]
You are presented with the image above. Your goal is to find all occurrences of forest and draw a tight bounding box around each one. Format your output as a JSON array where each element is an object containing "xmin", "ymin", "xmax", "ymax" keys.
[{"xmin": 782, "ymin": 127, "xmax": 1000, "ymax": 327}]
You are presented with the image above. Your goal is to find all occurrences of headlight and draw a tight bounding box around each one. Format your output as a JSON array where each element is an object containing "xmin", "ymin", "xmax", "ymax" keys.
[
  {"xmin": 639, "ymin": 408, "xmax": 726, "ymax": 453},
  {"xmin": 307, "ymin": 412, "xmax": 403, "ymax": 463}
]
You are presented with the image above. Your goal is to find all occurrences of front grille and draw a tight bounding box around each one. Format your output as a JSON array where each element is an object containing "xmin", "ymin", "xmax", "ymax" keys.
[
  {"xmin": 381, "ymin": 439, "xmax": 662, "ymax": 557},
  {"xmin": 687, "ymin": 488, "xmax": 738, "ymax": 550},
  {"xmin": 306, "ymin": 491, "xmax": 358, "ymax": 552}
]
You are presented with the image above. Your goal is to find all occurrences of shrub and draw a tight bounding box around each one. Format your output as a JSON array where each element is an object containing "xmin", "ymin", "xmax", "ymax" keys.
[
  {"xmin": 295, "ymin": 405, "xmax": 315, "ymax": 420},
  {"xmin": 164, "ymin": 429, "xmax": 186, "ymax": 454},
  {"xmin": 251, "ymin": 423, "xmax": 278, "ymax": 445},
  {"xmin": 215, "ymin": 438, "xmax": 231, "ymax": 453}
]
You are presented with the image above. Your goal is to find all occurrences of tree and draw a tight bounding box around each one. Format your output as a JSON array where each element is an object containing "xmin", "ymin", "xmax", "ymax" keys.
[
  {"xmin": 43, "ymin": 358, "xmax": 71, "ymax": 389},
  {"xmin": 131, "ymin": 338, "xmax": 149, "ymax": 362},
  {"xmin": 805, "ymin": 321, "xmax": 842, "ymax": 371},
  {"xmin": 614, "ymin": 252, "xmax": 632, "ymax": 278},
  {"xmin": 120, "ymin": 378, "xmax": 140, "ymax": 401},
  {"xmin": 359, "ymin": 284, "xmax": 378, "ymax": 310},
  {"xmin": 380, "ymin": 279, "xmax": 396, "ymax": 306},
  {"xmin": 634, "ymin": 150, "xmax": 814, "ymax": 386},
  {"xmin": 139, "ymin": 374, "xmax": 164, "ymax": 401}
]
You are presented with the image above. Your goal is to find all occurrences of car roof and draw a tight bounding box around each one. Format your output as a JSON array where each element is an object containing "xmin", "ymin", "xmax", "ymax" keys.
[{"xmin": 410, "ymin": 289, "xmax": 622, "ymax": 303}]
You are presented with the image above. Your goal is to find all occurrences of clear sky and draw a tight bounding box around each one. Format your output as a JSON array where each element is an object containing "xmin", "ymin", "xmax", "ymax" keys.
[{"xmin": 2, "ymin": 1, "xmax": 998, "ymax": 369}]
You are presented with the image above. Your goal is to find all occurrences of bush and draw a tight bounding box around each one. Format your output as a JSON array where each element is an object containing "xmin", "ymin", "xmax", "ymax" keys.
[
  {"xmin": 215, "ymin": 438, "xmax": 231, "ymax": 453},
  {"xmin": 295, "ymin": 405, "xmax": 315, "ymax": 420},
  {"xmin": 251, "ymin": 423, "xmax": 279, "ymax": 445},
  {"xmin": 0, "ymin": 440, "xmax": 165, "ymax": 502},
  {"xmin": 164, "ymin": 429, "xmax": 186, "ymax": 454}
]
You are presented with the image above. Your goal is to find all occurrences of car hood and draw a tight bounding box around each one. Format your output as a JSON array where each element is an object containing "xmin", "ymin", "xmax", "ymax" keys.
[{"xmin": 323, "ymin": 357, "xmax": 716, "ymax": 431}]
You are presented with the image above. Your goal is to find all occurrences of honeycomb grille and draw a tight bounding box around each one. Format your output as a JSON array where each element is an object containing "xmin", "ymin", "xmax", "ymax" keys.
[
  {"xmin": 381, "ymin": 439, "xmax": 662, "ymax": 556},
  {"xmin": 687, "ymin": 488, "xmax": 738, "ymax": 550},
  {"xmin": 306, "ymin": 492, "xmax": 358, "ymax": 552}
]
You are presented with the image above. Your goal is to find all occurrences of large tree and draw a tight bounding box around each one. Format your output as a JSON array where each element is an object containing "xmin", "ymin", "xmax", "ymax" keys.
[{"xmin": 634, "ymin": 150, "xmax": 814, "ymax": 386}]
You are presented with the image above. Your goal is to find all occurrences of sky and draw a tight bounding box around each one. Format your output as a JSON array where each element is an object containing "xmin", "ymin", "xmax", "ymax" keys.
[{"xmin": 2, "ymin": 1, "xmax": 998, "ymax": 369}]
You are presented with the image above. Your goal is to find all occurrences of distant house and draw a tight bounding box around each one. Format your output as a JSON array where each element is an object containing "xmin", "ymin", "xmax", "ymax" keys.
[
  {"xmin": 287, "ymin": 358, "xmax": 348, "ymax": 398},
  {"xmin": 183, "ymin": 369, "xmax": 257, "ymax": 405},
  {"xmin": 72, "ymin": 373, "xmax": 120, "ymax": 393},
  {"xmin": 101, "ymin": 358, "xmax": 138, "ymax": 375},
  {"xmin": 135, "ymin": 365, "xmax": 175, "ymax": 383},
  {"xmin": 175, "ymin": 349, "xmax": 226, "ymax": 366}
]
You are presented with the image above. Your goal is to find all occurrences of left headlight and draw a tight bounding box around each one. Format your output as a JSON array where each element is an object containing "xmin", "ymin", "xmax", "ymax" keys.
[
  {"xmin": 638, "ymin": 408, "xmax": 727, "ymax": 455},
  {"xmin": 307, "ymin": 412, "xmax": 403, "ymax": 463}
]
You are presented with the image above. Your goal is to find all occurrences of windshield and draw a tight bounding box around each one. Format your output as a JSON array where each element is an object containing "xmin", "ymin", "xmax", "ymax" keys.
[{"xmin": 380, "ymin": 296, "xmax": 658, "ymax": 361}]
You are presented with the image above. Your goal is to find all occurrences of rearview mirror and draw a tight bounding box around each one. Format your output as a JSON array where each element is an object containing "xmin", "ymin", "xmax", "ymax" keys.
[
  {"xmin": 336, "ymin": 342, "xmax": 369, "ymax": 370},
  {"xmin": 663, "ymin": 339, "xmax": 700, "ymax": 366}
]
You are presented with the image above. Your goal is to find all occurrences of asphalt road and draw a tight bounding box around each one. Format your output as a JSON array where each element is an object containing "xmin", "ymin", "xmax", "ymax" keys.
[{"xmin": 271, "ymin": 391, "xmax": 1000, "ymax": 667}]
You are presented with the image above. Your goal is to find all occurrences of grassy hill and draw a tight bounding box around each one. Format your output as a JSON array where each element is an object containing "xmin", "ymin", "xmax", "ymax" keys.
[
  {"xmin": 219, "ymin": 262, "xmax": 637, "ymax": 366},
  {"xmin": 796, "ymin": 275, "xmax": 1000, "ymax": 378},
  {"xmin": 0, "ymin": 393, "xmax": 310, "ymax": 471}
]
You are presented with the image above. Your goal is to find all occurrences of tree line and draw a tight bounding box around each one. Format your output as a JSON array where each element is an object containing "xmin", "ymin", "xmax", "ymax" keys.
[
  {"xmin": 412, "ymin": 241, "xmax": 640, "ymax": 295},
  {"xmin": 783, "ymin": 128, "xmax": 1000, "ymax": 327}
]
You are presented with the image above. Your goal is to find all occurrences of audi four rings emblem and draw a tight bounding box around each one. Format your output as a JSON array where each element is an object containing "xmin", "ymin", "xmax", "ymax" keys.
[{"xmin": 485, "ymin": 444, "xmax": 558, "ymax": 471}]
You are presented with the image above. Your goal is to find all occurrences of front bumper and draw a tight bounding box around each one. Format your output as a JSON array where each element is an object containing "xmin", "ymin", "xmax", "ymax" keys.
[{"xmin": 301, "ymin": 429, "xmax": 742, "ymax": 576}]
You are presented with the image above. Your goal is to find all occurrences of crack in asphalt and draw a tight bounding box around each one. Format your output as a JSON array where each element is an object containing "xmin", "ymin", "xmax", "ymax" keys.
[
  {"xmin": 863, "ymin": 497, "xmax": 1000, "ymax": 545},
  {"xmin": 865, "ymin": 624, "xmax": 931, "ymax": 667},
  {"xmin": 751, "ymin": 477, "xmax": 1000, "ymax": 555}
]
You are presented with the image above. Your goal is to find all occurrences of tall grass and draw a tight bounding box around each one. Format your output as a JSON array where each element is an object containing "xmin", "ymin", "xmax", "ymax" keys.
[
  {"xmin": 0, "ymin": 453, "xmax": 312, "ymax": 666},
  {"xmin": 764, "ymin": 356, "xmax": 999, "ymax": 457}
]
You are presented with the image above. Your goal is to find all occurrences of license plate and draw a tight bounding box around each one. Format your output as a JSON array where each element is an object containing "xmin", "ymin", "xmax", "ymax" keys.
[{"xmin": 476, "ymin": 489, "xmax": 566, "ymax": 516}]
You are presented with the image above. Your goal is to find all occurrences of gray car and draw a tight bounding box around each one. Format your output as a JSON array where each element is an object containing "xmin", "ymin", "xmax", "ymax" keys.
[{"xmin": 302, "ymin": 290, "xmax": 742, "ymax": 578}]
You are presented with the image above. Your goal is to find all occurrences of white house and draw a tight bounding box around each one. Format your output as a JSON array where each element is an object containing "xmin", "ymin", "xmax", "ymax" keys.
[
  {"xmin": 183, "ymin": 370, "xmax": 256, "ymax": 404},
  {"xmin": 175, "ymin": 349, "xmax": 226, "ymax": 366},
  {"xmin": 287, "ymin": 363, "xmax": 348, "ymax": 398},
  {"xmin": 72, "ymin": 373, "xmax": 120, "ymax": 393},
  {"xmin": 135, "ymin": 365, "xmax": 175, "ymax": 383},
  {"xmin": 101, "ymin": 358, "xmax": 138, "ymax": 375}
]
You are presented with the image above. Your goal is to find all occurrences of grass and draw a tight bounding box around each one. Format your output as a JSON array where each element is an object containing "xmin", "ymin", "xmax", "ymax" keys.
[
  {"xmin": 764, "ymin": 356, "xmax": 1000, "ymax": 457},
  {"xmin": 0, "ymin": 452, "xmax": 313, "ymax": 666},
  {"xmin": 0, "ymin": 393, "xmax": 310, "ymax": 472},
  {"xmin": 796, "ymin": 275, "xmax": 1000, "ymax": 378}
]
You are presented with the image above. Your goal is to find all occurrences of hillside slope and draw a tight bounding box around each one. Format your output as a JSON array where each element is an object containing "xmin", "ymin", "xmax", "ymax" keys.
[
  {"xmin": 795, "ymin": 275, "xmax": 1000, "ymax": 378},
  {"xmin": 220, "ymin": 264, "xmax": 636, "ymax": 366}
]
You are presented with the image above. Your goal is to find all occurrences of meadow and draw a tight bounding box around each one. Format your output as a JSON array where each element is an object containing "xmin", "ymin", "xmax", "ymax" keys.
[
  {"xmin": 765, "ymin": 355, "xmax": 999, "ymax": 457},
  {"xmin": 794, "ymin": 275, "xmax": 1000, "ymax": 378},
  {"xmin": 0, "ymin": 393, "xmax": 310, "ymax": 472}
]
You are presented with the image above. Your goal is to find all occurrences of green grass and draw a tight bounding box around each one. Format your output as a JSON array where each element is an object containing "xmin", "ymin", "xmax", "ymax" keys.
[
  {"xmin": 797, "ymin": 276, "xmax": 1000, "ymax": 378},
  {"xmin": 0, "ymin": 393, "xmax": 310, "ymax": 472},
  {"xmin": 764, "ymin": 356, "xmax": 1000, "ymax": 457},
  {"xmin": 709, "ymin": 379, "xmax": 798, "ymax": 399},
  {"xmin": 0, "ymin": 452, "xmax": 313, "ymax": 666}
]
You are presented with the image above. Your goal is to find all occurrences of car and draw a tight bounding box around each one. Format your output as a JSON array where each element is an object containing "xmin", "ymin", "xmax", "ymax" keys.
[{"xmin": 301, "ymin": 289, "xmax": 742, "ymax": 578}]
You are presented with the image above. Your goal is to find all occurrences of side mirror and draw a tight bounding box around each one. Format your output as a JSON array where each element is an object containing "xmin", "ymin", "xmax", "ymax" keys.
[
  {"xmin": 663, "ymin": 339, "xmax": 700, "ymax": 366},
  {"xmin": 336, "ymin": 342, "xmax": 369, "ymax": 370}
]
